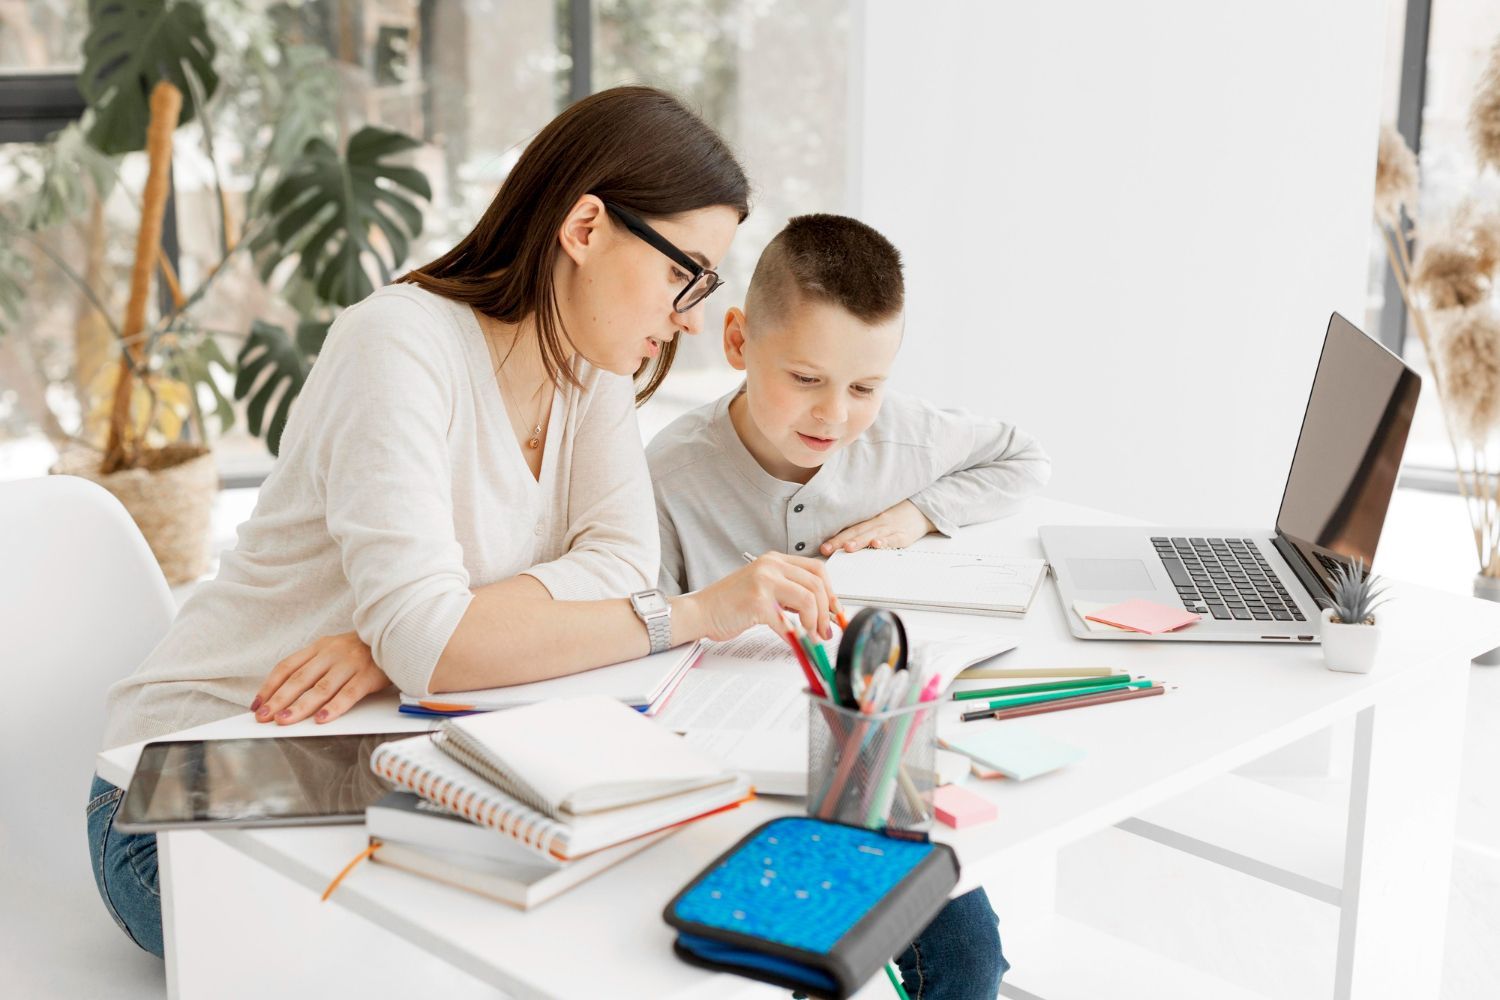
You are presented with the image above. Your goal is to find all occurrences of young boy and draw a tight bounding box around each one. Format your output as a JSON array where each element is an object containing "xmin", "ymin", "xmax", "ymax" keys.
[{"xmin": 646, "ymin": 214, "xmax": 1050, "ymax": 999}]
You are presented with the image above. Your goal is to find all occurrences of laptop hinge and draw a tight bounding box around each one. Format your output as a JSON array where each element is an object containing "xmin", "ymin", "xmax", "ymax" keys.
[{"xmin": 1273, "ymin": 533, "xmax": 1328, "ymax": 605}]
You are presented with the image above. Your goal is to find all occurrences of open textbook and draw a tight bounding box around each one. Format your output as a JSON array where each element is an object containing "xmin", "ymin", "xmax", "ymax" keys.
[{"xmin": 657, "ymin": 625, "xmax": 1018, "ymax": 794}]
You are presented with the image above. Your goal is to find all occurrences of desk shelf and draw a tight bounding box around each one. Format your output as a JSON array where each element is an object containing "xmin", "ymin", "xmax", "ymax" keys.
[
  {"xmin": 1117, "ymin": 772, "xmax": 1345, "ymax": 906},
  {"xmin": 999, "ymin": 916, "xmax": 1271, "ymax": 1000}
]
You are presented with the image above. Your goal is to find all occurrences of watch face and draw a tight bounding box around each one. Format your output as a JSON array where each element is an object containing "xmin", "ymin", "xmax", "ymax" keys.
[{"xmin": 634, "ymin": 591, "xmax": 669, "ymax": 616}]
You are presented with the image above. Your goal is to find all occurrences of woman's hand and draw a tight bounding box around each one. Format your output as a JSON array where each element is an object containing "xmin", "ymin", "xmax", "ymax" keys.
[
  {"xmin": 678, "ymin": 551, "xmax": 840, "ymax": 642},
  {"xmin": 252, "ymin": 632, "xmax": 392, "ymax": 725},
  {"xmin": 819, "ymin": 500, "xmax": 935, "ymax": 556}
]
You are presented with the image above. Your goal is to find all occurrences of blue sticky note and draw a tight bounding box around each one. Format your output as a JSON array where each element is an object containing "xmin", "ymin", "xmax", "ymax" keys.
[{"xmin": 940, "ymin": 726, "xmax": 1085, "ymax": 780}]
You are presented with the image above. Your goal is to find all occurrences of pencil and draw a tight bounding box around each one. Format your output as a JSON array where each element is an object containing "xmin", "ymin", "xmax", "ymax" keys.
[
  {"xmin": 957, "ymin": 666, "xmax": 1119, "ymax": 680},
  {"xmin": 984, "ymin": 683, "xmax": 1166, "ymax": 721},
  {"xmin": 958, "ymin": 679, "xmax": 1153, "ymax": 721},
  {"xmin": 952, "ymin": 674, "xmax": 1132, "ymax": 701},
  {"xmin": 782, "ymin": 630, "xmax": 827, "ymax": 697}
]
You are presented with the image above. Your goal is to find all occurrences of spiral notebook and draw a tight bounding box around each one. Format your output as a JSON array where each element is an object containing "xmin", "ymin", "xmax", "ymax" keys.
[
  {"xmin": 825, "ymin": 549, "xmax": 1048, "ymax": 617},
  {"xmin": 370, "ymin": 699, "xmax": 752, "ymax": 861}
]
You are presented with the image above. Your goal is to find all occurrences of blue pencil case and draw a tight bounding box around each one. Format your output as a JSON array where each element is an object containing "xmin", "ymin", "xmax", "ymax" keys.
[{"xmin": 663, "ymin": 816, "xmax": 958, "ymax": 999}]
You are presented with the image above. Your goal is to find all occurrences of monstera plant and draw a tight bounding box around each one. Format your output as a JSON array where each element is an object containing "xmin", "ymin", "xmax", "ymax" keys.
[
  {"xmin": 0, "ymin": 0, "xmax": 431, "ymax": 579},
  {"xmin": 239, "ymin": 126, "xmax": 432, "ymax": 454}
]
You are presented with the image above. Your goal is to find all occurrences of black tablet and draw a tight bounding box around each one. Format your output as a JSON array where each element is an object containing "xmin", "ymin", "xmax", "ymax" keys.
[{"xmin": 115, "ymin": 732, "xmax": 402, "ymax": 832}]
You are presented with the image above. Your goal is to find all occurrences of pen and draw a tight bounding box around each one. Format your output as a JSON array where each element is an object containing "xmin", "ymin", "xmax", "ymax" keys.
[{"xmin": 952, "ymin": 674, "xmax": 1134, "ymax": 701}]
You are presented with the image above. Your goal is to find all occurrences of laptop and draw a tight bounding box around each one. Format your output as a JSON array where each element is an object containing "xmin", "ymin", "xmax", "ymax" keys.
[{"xmin": 1040, "ymin": 313, "xmax": 1421, "ymax": 643}]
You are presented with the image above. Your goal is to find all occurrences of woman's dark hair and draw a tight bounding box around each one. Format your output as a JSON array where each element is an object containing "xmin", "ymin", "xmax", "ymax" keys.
[{"xmin": 402, "ymin": 86, "xmax": 750, "ymax": 404}]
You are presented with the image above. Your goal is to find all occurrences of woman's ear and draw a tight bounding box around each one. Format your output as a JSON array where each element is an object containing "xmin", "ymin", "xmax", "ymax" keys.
[
  {"xmin": 557, "ymin": 195, "xmax": 607, "ymax": 267},
  {"xmin": 723, "ymin": 307, "xmax": 750, "ymax": 371}
]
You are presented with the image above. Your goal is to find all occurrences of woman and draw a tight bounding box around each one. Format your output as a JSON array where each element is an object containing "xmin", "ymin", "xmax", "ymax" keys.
[{"xmin": 88, "ymin": 86, "xmax": 838, "ymax": 959}]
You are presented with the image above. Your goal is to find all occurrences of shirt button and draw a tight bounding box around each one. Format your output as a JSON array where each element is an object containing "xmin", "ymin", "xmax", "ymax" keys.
[
  {"xmin": 795, "ymin": 542, "xmax": 806, "ymax": 551},
  {"xmin": 534, "ymin": 524, "xmax": 544, "ymax": 536},
  {"xmin": 793, "ymin": 504, "xmax": 805, "ymax": 513}
]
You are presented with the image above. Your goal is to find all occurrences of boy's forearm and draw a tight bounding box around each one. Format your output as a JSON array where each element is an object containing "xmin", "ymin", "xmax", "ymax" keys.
[{"xmin": 910, "ymin": 440, "xmax": 1052, "ymax": 534}]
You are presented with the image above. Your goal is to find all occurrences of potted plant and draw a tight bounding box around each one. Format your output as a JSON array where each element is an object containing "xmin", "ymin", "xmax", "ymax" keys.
[
  {"xmin": 1318, "ymin": 561, "xmax": 1391, "ymax": 674},
  {"xmin": 1373, "ymin": 33, "xmax": 1500, "ymax": 661},
  {"xmin": 0, "ymin": 0, "xmax": 430, "ymax": 581}
]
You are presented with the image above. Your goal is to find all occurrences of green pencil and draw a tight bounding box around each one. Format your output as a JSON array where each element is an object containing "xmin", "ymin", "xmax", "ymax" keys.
[
  {"xmin": 958, "ymin": 679, "xmax": 1154, "ymax": 720},
  {"xmin": 952, "ymin": 674, "xmax": 1131, "ymax": 702}
]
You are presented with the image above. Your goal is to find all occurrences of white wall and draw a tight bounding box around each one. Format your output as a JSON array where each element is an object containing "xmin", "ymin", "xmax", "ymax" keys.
[{"xmin": 852, "ymin": 1, "xmax": 1389, "ymax": 526}]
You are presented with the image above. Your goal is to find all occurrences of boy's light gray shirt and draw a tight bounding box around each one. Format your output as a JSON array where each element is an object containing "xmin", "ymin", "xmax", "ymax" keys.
[{"xmin": 646, "ymin": 387, "xmax": 1052, "ymax": 595}]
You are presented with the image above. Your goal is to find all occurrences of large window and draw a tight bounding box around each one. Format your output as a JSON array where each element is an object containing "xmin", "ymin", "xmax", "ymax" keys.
[
  {"xmin": 1367, "ymin": 0, "xmax": 1500, "ymax": 485},
  {"xmin": 0, "ymin": 0, "xmax": 851, "ymax": 481}
]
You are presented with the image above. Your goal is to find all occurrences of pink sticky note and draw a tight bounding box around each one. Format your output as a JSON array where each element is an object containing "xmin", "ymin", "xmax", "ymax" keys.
[
  {"xmin": 1085, "ymin": 599, "xmax": 1200, "ymax": 635},
  {"xmin": 932, "ymin": 784, "xmax": 998, "ymax": 829}
]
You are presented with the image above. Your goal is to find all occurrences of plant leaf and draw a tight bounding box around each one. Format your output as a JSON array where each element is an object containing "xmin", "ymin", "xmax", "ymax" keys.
[
  {"xmin": 232, "ymin": 318, "xmax": 327, "ymax": 455},
  {"xmin": 81, "ymin": 0, "xmax": 220, "ymax": 155},
  {"xmin": 252, "ymin": 126, "xmax": 431, "ymax": 307},
  {"xmin": 23, "ymin": 123, "xmax": 121, "ymax": 230},
  {"xmin": 0, "ymin": 240, "xmax": 31, "ymax": 340},
  {"xmin": 165, "ymin": 333, "xmax": 236, "ymax": 434}
]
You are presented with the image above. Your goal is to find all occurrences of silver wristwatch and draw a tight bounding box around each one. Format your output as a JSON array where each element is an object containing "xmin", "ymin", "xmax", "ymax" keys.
[{"xmin": 629, "ymin": 588, "xmax": 673, "ymax": 654}]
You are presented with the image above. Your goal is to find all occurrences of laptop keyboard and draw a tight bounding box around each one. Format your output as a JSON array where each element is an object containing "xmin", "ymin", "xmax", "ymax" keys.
[{"xmin": 1151, "ymin": 537, "xmax": 1306, "ymax": 622}]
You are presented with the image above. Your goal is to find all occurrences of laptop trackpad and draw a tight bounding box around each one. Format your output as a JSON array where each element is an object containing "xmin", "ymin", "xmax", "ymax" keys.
[{"xmin": 1068, "ymin": 558, "xmax": 1155, "ymax": 591}]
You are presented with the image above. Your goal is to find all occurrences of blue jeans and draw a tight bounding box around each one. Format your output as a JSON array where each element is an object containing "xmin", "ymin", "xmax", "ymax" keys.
[
  {"xmin": 86, "ymin": 774, "xmax": 164, "ymax": 958},
  {"xmin": 894, "ymin": 887, "xmax": 1008, "ymax": 1000}
]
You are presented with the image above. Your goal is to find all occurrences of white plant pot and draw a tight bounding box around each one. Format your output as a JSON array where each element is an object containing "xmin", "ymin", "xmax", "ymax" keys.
[{"xmin": 1320, "ymin": 608, "xmax": 1380, "ymax": 673}]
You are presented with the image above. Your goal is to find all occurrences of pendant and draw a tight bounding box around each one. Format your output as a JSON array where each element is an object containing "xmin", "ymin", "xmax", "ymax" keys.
[{"xmin": 527, "ymin": 424, "xmax": 541, "ymax": 449}]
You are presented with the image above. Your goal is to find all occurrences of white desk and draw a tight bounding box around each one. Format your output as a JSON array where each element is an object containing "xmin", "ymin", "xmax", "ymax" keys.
[{"xmin": 98, "ymin": 498, "xmax": 1500, "ymax": 1000}]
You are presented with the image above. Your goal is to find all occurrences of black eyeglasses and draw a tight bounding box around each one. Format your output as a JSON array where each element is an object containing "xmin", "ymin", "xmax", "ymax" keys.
[{"xmin": 603, "ymin": 201, "xmax": 724, "ymax": 313}]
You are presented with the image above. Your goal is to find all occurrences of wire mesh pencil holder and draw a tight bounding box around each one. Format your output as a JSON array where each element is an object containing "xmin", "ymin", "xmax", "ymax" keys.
[{"xmin": 806, "ymin": 694, "xmax": 936, "ymax": 834}]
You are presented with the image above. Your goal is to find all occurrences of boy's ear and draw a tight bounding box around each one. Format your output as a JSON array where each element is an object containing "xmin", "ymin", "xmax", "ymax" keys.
[
  {"xmin": 723, "ymin": 307, "xmax": 749, "ymax": 371},
  {"xmin": 557, "ymin": 195, "xmax": 606, "ymax": 267}
]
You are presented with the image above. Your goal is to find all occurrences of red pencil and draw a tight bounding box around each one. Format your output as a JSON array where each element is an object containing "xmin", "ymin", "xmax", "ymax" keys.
[{"xmin": 783, "ymin": 630, "xmax": 827, "ymax": 697}]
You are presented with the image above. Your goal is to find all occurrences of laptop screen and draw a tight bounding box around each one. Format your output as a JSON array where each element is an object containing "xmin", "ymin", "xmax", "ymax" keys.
[{"xmin": 1274, "ymin": 313, "xmax": 1421, "ymax": 573}]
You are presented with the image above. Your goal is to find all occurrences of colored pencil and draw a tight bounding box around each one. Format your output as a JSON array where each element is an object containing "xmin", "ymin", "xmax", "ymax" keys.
[
  {"xmin": 984, "ymin": 683, "xmax": 1166, "ymax": 721},
  {"xmin": 957, "ymin": 666, "xmax": 1119, "ymax": 680},
  {"xmin": 959, "ymin": 679, "xmax": 1154, "ymax": 721},
  {"xmin": 952, "ymin": 674, "xmax": 1133, "ymax": 701}
]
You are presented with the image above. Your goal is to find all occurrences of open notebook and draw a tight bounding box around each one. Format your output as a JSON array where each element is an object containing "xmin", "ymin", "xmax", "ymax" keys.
[
  {"xmin": 826, "ymin": 548, "xmax": 1048, "ymax": 617},
  {"xmin": 370, "ymin": 698, "xmax": 751, "ymax": 861}
]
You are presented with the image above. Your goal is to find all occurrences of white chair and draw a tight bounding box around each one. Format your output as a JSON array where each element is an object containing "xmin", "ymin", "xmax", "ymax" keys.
[{"xmin": 0, "ymin": 475, "xmax": 171, "ymax": 997}]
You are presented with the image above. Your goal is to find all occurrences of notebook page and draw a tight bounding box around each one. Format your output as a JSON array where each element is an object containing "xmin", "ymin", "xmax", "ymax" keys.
[{"xmin": 826, "ymin": 550, "xmax": 1046, "ymax": 612}]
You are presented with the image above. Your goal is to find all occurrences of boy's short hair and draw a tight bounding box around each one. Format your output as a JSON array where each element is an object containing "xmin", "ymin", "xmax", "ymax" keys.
[{"xmin": 745, "ymin": 214, "xmax": 904, "ymax": 328}]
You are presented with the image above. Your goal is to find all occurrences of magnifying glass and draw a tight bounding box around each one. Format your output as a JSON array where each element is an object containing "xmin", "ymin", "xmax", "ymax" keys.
[{"xmin": 833, "ymin": 607, "xmax": 908, "ymax": 708}]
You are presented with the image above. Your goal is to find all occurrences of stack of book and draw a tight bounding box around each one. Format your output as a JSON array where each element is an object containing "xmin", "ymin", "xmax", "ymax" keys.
[{"xmin": 367, "ymin": 696, "xmax": 752, "ymax": 909}]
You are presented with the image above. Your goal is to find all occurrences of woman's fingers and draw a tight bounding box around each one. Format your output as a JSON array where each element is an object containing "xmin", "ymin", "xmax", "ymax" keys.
[
  {"xmin": 766, "ymin": 560, "xmax": 832, "ymax": 639},
  {"xmin": 314, "ymin": 668, "xmax": 392, "ymax": 724},
  {"xmin": 253, "ymin": 643, "xmax": 319, "ymax": 714},
  {"xmin": 256, "ymin": 653, "xmax": 335, "ymax": 722},
  {"xmin": 277, "ymin": 659, "xmax": 358, "ymax": 725}
]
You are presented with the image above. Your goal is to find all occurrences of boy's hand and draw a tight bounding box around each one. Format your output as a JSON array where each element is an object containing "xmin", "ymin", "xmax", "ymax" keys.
[
  {"xmin": 252, "ymin": 632, "xmax": 391, "ymax": 726},
  {"xmin": 820, "ymin": 500, "xmax": 936, "ymax": 556}
]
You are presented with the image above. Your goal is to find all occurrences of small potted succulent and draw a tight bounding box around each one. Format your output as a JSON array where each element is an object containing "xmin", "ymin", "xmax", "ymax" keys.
[{"xmin": 1318, "ymin": 560, "xmax": 1390, "ymax": 674}]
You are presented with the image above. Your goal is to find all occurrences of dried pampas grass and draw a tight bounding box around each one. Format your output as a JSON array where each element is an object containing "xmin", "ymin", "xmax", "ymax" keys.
[
  {"xmin": 1412, "ymin": 203, "xmax": 1500, "ymax": 311},
  {"xmin": 1472, "ymin": 37, "xmax": 1500, "ymax": 174},
  {"xmin": 1439, "ymin": 306, "xmax": 1500, "ymax": 442},
  {"xmin": 1374, "ymin": 123, "xmax": 1419, "ymax": 226},
  {"xmin": 1413, "ymin": 235, "xmax": 1492, "ymax": 310}
]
